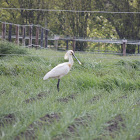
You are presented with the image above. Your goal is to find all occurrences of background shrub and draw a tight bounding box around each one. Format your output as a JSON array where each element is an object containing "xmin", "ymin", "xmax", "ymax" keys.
[{"xmin": 0, "ymin": 41, "xmax": 27, "ymax": 56}]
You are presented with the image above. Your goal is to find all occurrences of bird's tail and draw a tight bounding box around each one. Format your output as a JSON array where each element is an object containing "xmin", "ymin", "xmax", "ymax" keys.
[{"xmin": 43, "ymin": 73, "xmax": 50, "ymax": 80}]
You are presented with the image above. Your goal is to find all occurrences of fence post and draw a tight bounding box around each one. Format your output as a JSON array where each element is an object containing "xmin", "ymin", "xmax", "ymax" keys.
[
  {"xmin": 22, "ymin": 26, "xmax": 26, "ymax": 46},
  {"xmin": 45, "ymin": 30, "xmax": 48, "ymax": 48},
  {"xmin": 40, "ymin": 28, "xmax": 44, "ymax": 48},
  {"xmin": 29, "ymin": 25, "xmax": 33, "ymax": 47},
  {"xmin": 35, "ymin": 26, "xmax": 39, "ymax": 48},
  {"xmin": 54, "ymin": 35, "xmax": 59, "ymax": 50},
  {"xmin": 2, "ymin": 23, "xmax": 6, "ymax": 40},
  {"xmin": 66, "ymin": 35, "xmax": 69, "ymax": 50},
  {"xmin": 16, "ymin": 25, "xmax": 19, "ymax": 45},
  {"xmin": 8, "ymin": 24, "xmax": 12, "ymax": 42},
  {"xmin": 122, "ymin": 39, "xmax": 127, "ymax": 56},
  {"xmin": 55, "ymin": 40, "xmax": 58, "ymax": 50},
  {"xmin": 138, "ymin": 44, "xmax": 140, "ymax": 54},
  {"xmin": 72, "ymin": 37, "xmax": 76, "ymax": 52}
]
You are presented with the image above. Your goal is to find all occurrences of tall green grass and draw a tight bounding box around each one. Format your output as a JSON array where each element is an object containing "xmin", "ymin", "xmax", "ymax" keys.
[
  {"xmin": 0, "ymin": 41, "xmax": 27, "ymax": 57},
  {"xmin": 0, "ymin": 46, "xmax": 140, "ymax": 140}
]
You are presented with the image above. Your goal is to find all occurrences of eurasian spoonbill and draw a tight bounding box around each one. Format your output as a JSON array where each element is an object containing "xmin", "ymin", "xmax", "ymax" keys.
[{"xmin": 43, "ymin": 50, "xmax": 81, "ymax": 91}]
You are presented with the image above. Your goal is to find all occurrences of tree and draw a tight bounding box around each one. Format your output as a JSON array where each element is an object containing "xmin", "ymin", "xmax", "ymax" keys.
[
  {"xmin": 53, "ymin": 0, "xmax": 93, "ymax": 51},
  {"xmin": 94, "ymin": 0, "xmax": 140, "ymax": 53}
]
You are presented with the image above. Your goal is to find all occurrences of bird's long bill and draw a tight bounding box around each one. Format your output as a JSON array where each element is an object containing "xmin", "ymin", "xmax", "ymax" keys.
[{"xmin": 72, "ymin": 53, "xmax": 81, "ymax": 65}]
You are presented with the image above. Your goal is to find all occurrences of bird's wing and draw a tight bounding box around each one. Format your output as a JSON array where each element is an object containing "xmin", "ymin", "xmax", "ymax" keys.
[{"xmin": 43, "ymin": 63, "xmax": 70, "ymax": 80}]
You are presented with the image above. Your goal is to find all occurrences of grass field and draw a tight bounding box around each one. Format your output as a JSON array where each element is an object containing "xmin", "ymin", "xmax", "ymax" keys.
[{"xmin": 0, "ymin": 46, "xmax": 140, "ymax": 140}]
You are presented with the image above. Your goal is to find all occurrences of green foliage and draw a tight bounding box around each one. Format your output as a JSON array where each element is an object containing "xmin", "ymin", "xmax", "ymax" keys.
[
  {"xmin": 94, "ymin": 0, "xmax": 140, "ymax": 53},
  {"xmin": 0, "ymin": 41, "xmax": 27, "ymax": 56}
]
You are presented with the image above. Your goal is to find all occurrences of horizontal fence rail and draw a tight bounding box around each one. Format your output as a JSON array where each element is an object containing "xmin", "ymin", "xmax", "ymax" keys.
[
  {"xmin": 0, "ymin": 21, "xmax": 140, "ymax": 56},
  {"xmin": 1, "ymin": 7, "xmax": 140, "ymax": 14}
]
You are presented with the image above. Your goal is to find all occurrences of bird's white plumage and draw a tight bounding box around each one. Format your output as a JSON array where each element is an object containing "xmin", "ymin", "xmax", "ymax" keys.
[
  {"xmin": 43, "ymin": 62, "xmax": 70, "ymax": 80},
  {"xmin": 64, "ymin": 52, "xmax": 69, "ymax": 59}
]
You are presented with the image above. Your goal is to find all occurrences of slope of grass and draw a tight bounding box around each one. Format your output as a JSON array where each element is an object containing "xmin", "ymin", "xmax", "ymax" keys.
[
  {"xmin": 0, "ymin": 48, "xmax": 140, "ymax": 140},
  {"xmin": 0, "ymin": 41, "xmax": 27, "ymax": 57}
]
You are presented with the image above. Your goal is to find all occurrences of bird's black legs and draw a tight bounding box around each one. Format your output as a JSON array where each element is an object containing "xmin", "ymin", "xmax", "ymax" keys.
[{"xmin": 57, "ymin": 79, "xmax": 60, "ymax": 92}]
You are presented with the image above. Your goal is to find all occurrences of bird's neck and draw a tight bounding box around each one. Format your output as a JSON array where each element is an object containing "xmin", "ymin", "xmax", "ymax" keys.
[{"xmin": 69, "ymin": 55, "xmax": 74, "ymax": 65}]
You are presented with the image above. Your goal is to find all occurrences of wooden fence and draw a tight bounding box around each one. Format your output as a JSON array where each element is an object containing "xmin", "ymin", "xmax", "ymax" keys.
[
  {"xmin": 0, "ymin": 22, "xmax": 49, "ymax": 48},
  {"xmin": 0, "ymin": 22, "xmax": 77, "ymax": 52}
]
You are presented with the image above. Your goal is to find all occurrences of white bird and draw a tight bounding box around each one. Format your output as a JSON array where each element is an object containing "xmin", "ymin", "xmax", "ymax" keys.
[{"xmin": 43, "ymin": 50, "xmax": 81, "ymax": 91}]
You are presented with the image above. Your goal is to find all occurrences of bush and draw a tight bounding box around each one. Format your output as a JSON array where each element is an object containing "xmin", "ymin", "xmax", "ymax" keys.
[{"xmin": 0, "ymin": 41, "xmax": 27, "ymax": 56}]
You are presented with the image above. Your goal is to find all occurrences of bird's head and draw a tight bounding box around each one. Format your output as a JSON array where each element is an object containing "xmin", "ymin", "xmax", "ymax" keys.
[
  {"xmin": 64, "ymin": 50, "xmax": 81, "ymax": 65},
  {"xmin": 64, "ymin": 50, "xmax": 74, "ymax": 59}
]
